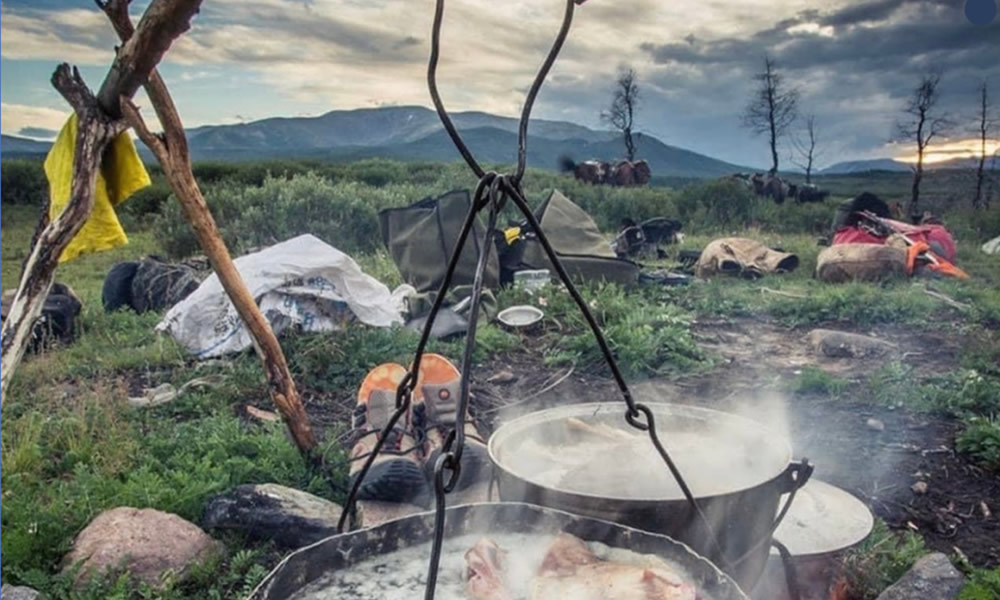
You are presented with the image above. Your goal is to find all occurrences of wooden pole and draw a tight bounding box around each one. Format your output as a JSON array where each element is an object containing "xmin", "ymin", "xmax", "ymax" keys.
[
  {"xmin": 100, "ymin": 0, "xmax": 317, "ymax": 454},
  {"xmin": 0, "ymin": 0, "xmax": 203, "ymax": 401}
]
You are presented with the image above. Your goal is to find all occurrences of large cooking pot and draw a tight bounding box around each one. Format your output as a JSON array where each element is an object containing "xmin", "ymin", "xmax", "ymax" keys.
[
  {"xmin": 488, "ymin": 402, "xmax": 813, "ymax": 592},
  {"xmin": 247, "ymin": 502, "xmax": 750, "ymax": 600}
]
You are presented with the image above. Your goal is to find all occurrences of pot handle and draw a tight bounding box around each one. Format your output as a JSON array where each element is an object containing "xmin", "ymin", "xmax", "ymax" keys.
[
  {"xmin": 732, "ymin": 458, "xmax": 813, "ymax": 568},
  {"xmin": 778, "ymin": 458, "xmax": 814, "ymax": 494}
]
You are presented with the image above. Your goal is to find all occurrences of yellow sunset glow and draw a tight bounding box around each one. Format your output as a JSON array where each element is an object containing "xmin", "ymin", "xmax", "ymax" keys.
[{"xmin": 896, "ymin": 138, "xmax": 1000, "ymax": 165}]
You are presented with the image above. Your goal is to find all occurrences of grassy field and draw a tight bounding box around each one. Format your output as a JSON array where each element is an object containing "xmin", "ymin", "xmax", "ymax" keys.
[{"xmin": 2, "ymin": 160, "xmax": 999, "ymax": 599}]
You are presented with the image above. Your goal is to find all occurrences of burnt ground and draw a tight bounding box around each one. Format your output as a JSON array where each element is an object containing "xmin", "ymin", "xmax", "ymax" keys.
[{"xmin": 303, "ymin": 316, "xmax": 1000, "ymax": 568}]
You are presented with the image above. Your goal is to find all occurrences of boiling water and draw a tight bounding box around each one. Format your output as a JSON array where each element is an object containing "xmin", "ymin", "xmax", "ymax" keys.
[
  {"xmin": 507, "ymin": 427, "xmax": 778, "ymax": 499},
  {"xmin": 286, "ymin": 532, "xmax": 707, "ymax": 600}
]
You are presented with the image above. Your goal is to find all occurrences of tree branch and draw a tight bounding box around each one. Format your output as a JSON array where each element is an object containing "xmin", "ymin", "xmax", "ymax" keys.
[{"xmin": 100, "ymin": 0, "xmax": 317, "ymax": 454}]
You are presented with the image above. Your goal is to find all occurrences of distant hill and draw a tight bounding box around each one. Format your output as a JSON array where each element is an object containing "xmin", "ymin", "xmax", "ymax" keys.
[
  {"xmin": 821, "ymin": 156, "xmax": 997, "ymax": 175},
  {"xmin": 0, "ymin": 106, "xmax": 748, "ymax": 177},
  {"xmin": 1, "ymin": 134, "xmax": 51, "ymax": 157},
  {"xmin": 177, "ymin": 106, "xmax": 749, "ymax": 178}
]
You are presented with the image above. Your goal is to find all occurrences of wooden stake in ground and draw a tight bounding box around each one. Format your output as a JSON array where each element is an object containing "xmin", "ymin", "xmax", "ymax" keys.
[
  {"xmin": 0, "ymin": 0, "xmax": 203, "ymax": 402},
  {"xmin": 98, "ymin": 0, "xmax": 317, "ymax": 455}
]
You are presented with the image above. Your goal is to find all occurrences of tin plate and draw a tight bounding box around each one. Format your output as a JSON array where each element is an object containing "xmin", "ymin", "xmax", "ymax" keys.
[{"xmin": 773, "ymin": 478, "xmax": 874, "ymax": 557}]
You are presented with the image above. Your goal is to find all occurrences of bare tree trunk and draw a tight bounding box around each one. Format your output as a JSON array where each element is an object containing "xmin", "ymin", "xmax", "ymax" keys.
[
  {"xmin": 769, "ymin": 118, "xmax": 779, "ymax": 175},
  {"xmin": 100, "ymin": 0, "xmax": 317, "ymax": 455},
  {"xmin": 974, "ymin": 83, "xmax": 989, "ymax": 210},
  {"xmin": 624, "ymin": 127, "xmax": 634, "ymax": 161},
  {"xmin": 910, "ymin": 158, "xmax": 923, "ymax": 220},
  {"xmin": 0, "ymin": 0, "xmax": 203, "ymax": 401}
]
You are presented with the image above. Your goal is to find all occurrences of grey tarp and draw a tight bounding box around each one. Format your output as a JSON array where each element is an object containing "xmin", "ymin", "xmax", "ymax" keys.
[{"xmin": 520, "ymin": 190, "xmax": 640, "ymax": 287}]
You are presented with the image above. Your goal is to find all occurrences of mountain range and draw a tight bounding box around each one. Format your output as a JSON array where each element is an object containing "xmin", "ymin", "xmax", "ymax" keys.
[
  {"xmin": 3, "ymin": 106, "xmax": 992, "ymax": 178},
  {"xmin": 1, "ymin": 106, "xmax": 749, "ymax": 178}
]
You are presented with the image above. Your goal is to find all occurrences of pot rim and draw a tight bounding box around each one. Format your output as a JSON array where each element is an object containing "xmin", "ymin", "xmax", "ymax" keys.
[{"xmin": 488, "ymin": 401, "xmax": 795, "ymax": 503}]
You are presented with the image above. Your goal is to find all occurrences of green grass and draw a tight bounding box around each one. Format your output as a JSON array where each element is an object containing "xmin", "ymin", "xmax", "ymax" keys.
[
  {"xmin": 3, "ymin": 159, "xmax": 1000, "ymax": 597},
  {"xmin": 791, "ymin": 367, "xmax": 850, "ymax": 397},
  {"xmin": 842, "ymin": 519, "xmax": 928, "ymax": 600},
  {"xmin": 959, "ymin": 566, "xmax": 1000, "ymax": 600}
]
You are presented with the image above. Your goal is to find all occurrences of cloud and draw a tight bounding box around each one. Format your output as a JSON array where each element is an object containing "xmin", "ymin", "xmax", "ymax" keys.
[
  {"xmin": 1, "ymin": 103, "xmax": 71, "ymax": 136},
  {"xmin": 0, "ymin": 0, "xmax": 995, "ymax": 166},
  {"xmin": 17, "ymin": 127, "xmax": 58, "ymax": 139}
]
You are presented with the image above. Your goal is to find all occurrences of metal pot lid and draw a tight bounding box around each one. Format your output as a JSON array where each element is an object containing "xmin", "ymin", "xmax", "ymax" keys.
[{"xmin": 772, "ymin": 478, "xmax": 874, "ymax": 557}]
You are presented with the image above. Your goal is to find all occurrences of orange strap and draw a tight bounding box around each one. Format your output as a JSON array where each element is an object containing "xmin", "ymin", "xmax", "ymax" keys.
[{"xmin": 905, "ymin": 240, "xmax": 970, "ymax": 279}]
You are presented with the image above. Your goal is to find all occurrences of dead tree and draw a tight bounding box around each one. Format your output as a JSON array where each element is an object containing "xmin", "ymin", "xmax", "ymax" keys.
[
  {"xmin": 602, "ymin": 67, "xmax": 640, "ymax": 161},
  {"xmin": 896, "ymin": 73, "xmax": 949, "ymax": 219},
  {"xmin": 97, "ymin": 0, "xmax": 317, "ymax": 455},
  {"xmin": 973, "ymin": 80, "xmax": 996, "ymax": 209},
  {"xmin": 742, "ymin": 55, "xmax": 799, "ymax": 175},
  {"xmin": 0, "ymin": 0, "xmax": 203, "ymax": 401},
  {"xmin": 791, "ymin": 114, "xmax": 822, "ymax": 184}
]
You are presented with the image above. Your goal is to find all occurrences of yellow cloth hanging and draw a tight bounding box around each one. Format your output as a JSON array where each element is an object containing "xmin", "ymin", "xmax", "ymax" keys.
[{"xmin": 44, "ymin": 113, "xmax": 151, "ymax": 263}]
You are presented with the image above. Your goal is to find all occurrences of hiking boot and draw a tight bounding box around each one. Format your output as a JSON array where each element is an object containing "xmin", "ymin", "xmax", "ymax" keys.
[
  {"xmin": 411, "ymin": 354, "xmax": 490, "ymax": 491},
  {"xmin": 348, "ymin": 363, "xmax": 429, "ymax": 506}
]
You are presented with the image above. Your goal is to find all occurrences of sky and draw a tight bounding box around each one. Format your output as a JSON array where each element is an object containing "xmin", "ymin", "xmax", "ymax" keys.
[{"xmin": 1, "ymin": 0, "xmax": 998, "ymax": 169}]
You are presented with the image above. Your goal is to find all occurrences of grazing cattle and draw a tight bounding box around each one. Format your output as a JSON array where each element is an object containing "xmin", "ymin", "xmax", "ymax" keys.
[
  {"xmin": 726, "ymin": 172, "xmax": 827, "ymax": 205},
  {"xmin": 559, "ymin": 156, "xmax": 652, "ymax": 186},
  {"xmin": 796, "ymin": 183, "xmax": 830, "ymax": 204}
]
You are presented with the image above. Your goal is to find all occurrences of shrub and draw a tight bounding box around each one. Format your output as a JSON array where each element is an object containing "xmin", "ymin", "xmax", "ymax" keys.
[
  {"xmin": 1, "ymin": 159, "xmax": 48, "ymax": 205},
  {"xmin": 154, "ymin": 172, "xmax": 430, "ymax": 258},
  {"xmin": 956, "ymin": 416, "xmax": 1000, "ymax": 471},
  {"xmin": 793, "ymin": 367, "xmax": 849, "ymax": 397}
]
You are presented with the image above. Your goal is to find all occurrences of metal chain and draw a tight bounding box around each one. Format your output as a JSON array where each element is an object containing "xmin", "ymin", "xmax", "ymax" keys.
[{"xmin": 343, "ymin": 2, "xmax": 735, "ymax": 600}]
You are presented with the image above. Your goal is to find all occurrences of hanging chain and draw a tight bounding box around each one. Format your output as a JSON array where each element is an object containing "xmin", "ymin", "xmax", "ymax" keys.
[{"xmin": 339, "ymin": 2, "xmax": 739, "ymax": 599}]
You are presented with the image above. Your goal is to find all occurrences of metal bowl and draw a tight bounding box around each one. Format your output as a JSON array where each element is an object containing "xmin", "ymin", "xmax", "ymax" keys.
[
  {"xmin": 497, "ymin": 305, "xmax": 544, "ymax": 329},
  {"xmin": 248, "ymin": 502, "xmax": 750, "ymax": 600}
]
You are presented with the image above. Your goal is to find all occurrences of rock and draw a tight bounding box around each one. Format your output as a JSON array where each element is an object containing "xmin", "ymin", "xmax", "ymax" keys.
[
  {"xmin": 912, "ymin": 481, "xmax": 929, "ymax": 495},
  {"xmin": 202, "ymin": 484, "xmax": 342, "ymax": 549},
  {"xmin": 1, "ymin": 585, "xmax": 40, "ymax": 600},
  {"xmin": 867, "ymin": 418, "xmax": 886, "ymax": 432},
  {"xmin": 875, "ymin": 553, "xmax": 964, "ymax": 600},
  {"xmin": 62, "ymin": 507, "xmax": 223, "ymax": 588},
  {"xmin": 805, "ymin": 329, "xmax": 897, "ymax": 359},
  {"xmin": 487, "ymin": 370, "xmax": 517, "ymax": 384}
]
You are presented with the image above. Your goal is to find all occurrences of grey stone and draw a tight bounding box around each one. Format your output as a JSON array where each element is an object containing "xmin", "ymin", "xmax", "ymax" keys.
[
  {"xmin": 805, "ymin": 329, "xmax": 898, "ymax": 359},
  {"xmin": 875, "ymin": 553, "xmax": 964, "ymax": 600},
  {"xmin": 1, "ymin": 585, "xmax": 41, "ymax": 600},
  {"xmin": 62, "ymin": 507, "xmax": 223, "ymax": 588},
  {"xmin": 202, "ymin": 484, "xmax": 343, "ymax": 549}
]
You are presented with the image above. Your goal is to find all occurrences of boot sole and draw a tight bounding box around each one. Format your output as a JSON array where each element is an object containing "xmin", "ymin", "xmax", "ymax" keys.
[{"xmin": 350, "ymin": 459, "xmax": 430, "ymax": 507}]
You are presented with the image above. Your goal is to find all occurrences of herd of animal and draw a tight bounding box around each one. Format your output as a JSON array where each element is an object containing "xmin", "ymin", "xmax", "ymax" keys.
[
  {"xmin": 559, "ymin": 156, "xmax": 829, "ymax": 206},
  {"xmin": 559, "ymin": 157, "xmax": 653, "ymax": 187},
  {"xmin": 726, "ymin": 172, "xmax": 830, "ymax": 204}
]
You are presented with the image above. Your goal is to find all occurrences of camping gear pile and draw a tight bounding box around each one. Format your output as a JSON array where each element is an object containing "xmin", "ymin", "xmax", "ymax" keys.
[
  {"xmin": 817, "ymin": 193, "xmax": 968, "ymax": 283},
  {"xmin": 1, "ymin": 282, "xmax": 82, "ymax": 354}
]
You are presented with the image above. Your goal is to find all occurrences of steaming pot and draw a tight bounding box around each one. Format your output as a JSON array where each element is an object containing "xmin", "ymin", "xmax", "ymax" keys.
[{"xmin": 488, "ymin": 402, "xmax": 813, "ymax": 592}]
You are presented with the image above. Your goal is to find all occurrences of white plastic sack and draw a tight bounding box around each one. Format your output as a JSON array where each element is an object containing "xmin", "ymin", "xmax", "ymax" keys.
[
  {"xmin": 156, "ymin": 234, "xmax": 413, "ymax": 358},
  {"xmin": 983, "ymin": 235, "xmax": 1000, "ymax": 255}
]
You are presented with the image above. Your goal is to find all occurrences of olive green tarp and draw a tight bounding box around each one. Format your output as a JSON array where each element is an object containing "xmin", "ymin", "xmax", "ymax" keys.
[
  {"xmin": 519, "ymin": 189, "xmax": 640, "ymax": 288},
  {"xmin": 378, "ymin": 189, "xmax": 499, "ymax": 319},
  {"xmin": 378, "ymin": 189, "xmax": 638, "ymax": 320}
]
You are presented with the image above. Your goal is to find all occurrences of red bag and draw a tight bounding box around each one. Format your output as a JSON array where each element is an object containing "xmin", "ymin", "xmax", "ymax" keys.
[{"xmin": 833, "ymin": 219, "xmax": 957, "ymax": 263}]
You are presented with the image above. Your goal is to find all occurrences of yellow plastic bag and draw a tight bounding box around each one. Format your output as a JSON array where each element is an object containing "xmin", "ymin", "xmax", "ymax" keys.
[{"xmin": 44, "ymin": 113, "xmax": 151, "ymax": 263}]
